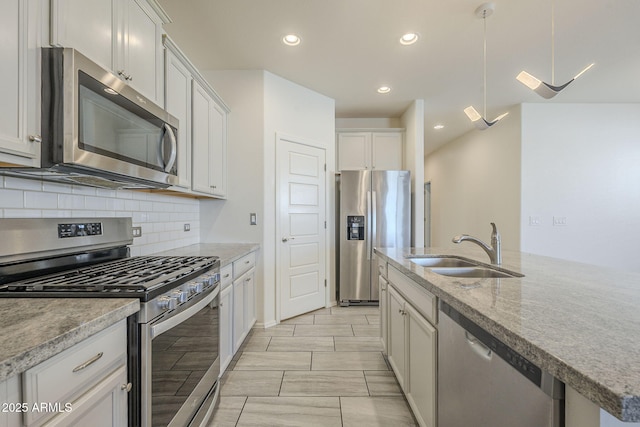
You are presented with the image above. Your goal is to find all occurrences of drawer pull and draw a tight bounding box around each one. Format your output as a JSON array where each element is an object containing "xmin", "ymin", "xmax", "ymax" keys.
[
  {"xmin": 72, "ymin": 352, "xmax": 104, "ymax": 373},
  {"xmin": 121, "ymin": 383, "xmax": 132, "ymax": 392},
  {"xmin": 245, "ymin": 277, "xmax": 251, "ymax": 282},
  {"xmin": 223, "ymin": 274, "xmax": 230, "ymax": 278},
  {"xmin": 245, "ymin": 260, "xmax": 250, "ymax": 264}
]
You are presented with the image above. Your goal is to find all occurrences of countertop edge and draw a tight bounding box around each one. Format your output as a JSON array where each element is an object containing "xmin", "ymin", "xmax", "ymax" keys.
[
  {"xmin": 375, "ymin": 249, "xmax": 638, "ymax": 423},
  {"xmin": 0, "ymin": 299, "xmax": 139, "ymax": 382}
]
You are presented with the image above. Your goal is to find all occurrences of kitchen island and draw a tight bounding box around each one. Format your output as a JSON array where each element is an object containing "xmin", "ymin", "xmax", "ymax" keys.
[{"xmin": 375, "ymin": 246, "xmax": 640, "ymax": 424}]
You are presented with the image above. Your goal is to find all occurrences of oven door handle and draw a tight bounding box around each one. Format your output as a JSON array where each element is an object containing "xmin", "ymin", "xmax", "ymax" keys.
[{"xmin": 151, "ymin": 286, "xmax": 219, "ymax": 339}]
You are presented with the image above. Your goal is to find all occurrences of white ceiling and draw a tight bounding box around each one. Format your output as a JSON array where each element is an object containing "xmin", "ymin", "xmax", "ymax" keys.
[{"xmin": 156, "ymin": 0, "xmax": 640, "ymax": 154}]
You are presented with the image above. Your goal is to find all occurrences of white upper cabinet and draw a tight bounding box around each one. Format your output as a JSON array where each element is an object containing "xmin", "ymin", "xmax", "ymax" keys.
[
  {"xmin": 50, "ymin": 0, "xmax": 168, "ymax": 104},
  {"xmin": 191, "ymin": 78, "xmax": 228, "ymax": 198},
  {"xmin": 0, "ymin": 0, "xmax": 40, "ymax": 166},
  {"xmin": 164, "ymin": 43, "xmax": 192, "ymax": 189},
  {"xmin": 337, "ymin": 130, "xmax": 403, "ymax": 171}
]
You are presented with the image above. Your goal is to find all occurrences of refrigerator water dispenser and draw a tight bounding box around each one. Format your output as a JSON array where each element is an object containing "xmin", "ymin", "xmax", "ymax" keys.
[{"xmin": 347, "ymin": 216, "xmax": 365, "ymax": 240}]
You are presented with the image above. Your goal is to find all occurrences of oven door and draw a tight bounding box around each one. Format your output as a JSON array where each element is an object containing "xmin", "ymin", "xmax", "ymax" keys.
[{"xmin": 141, "ymin": 287, "xmax": 220, "ymax": 427}]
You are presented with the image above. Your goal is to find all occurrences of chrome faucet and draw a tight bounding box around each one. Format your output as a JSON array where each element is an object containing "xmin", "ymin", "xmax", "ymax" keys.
[{"xmin": 452, "ymin": 222, "xmax": 502, "ymax": 265}]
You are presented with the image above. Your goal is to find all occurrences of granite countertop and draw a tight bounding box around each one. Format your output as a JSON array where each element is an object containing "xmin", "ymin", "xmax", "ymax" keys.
[
  {"xmin": 153, "ymin": 243, "xmax": 259, "ymax": 266},
  {"xmin": 0, "ymin": 298, "xmax": 139, "ymax": 382},
  {"xmin": 375, "ymin": 246, "xmax": 640, "ymax": 422}
]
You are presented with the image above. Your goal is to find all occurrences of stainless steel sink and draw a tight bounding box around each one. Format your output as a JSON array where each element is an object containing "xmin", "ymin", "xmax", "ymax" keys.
[
  {"xmin": 429, "ymin": 267, "xmax": 524, "ymax": 279},
  {"xmin": 409, "ymin": 256, "xmax": 479, "ymax": 268}
]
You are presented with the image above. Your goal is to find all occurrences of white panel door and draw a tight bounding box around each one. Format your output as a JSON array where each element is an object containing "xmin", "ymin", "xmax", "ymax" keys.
[{"xmin": 278, "ymin": 138, "xmax": 326, "ymax": 320}]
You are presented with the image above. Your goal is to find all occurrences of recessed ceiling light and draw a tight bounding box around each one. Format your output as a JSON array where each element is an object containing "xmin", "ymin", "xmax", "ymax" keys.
[
  {"xmin": 282, "ymin": 34, "xmax": 301, "ymax": 46},
  {"xmin": 433, "ymin": 124, "xmax": 444, "ymax": 130},
  {"xmin": 400, "ymin": 33, "xmax": 419, "ymax": 45},
  {"xmin": 377, "ymin": 86, "xmax": 391, "ymax": 94}
]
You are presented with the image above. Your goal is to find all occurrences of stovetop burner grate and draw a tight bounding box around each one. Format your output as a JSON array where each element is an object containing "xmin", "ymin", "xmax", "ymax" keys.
[{"xmin": 0, "ymin": 256, "xmax": 217, "ymax": 293}]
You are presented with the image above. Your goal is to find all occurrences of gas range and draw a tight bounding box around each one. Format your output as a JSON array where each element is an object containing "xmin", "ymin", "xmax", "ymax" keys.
[{"xmin": 0, "ymin": 217, "xmax": 221, "ymax": 427}]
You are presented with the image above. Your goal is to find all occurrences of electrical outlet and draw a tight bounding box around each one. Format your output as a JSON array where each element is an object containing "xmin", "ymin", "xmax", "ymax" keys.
[
  {"xmin": 529, "ymin": 216, "xmax": 541, "ymax": 226},
  {"xmin": 250, "ymin": 213, "xmax": 257, "ymax": 225},
  {"xmin": 553, "ymin": 216, "xmax": 567, "ymax": 226},
  {"xmin": 132, "ymin": 226, "xmax": 142, "ymax": 238},
  {"xmin": 184, "ymin": 224, "xmax": 191, "ymax": 232}
]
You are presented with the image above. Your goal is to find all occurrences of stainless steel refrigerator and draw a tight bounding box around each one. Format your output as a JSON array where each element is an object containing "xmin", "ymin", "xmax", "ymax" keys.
[{"xmin": 338, "ymin": 170, "xmax": 411, "ymax": 305}]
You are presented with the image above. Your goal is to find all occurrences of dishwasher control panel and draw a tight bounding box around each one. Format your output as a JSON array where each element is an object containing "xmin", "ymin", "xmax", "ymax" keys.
[{"xmin": 440, "ymin": 301, "xmax": 542, "ymax": 387}]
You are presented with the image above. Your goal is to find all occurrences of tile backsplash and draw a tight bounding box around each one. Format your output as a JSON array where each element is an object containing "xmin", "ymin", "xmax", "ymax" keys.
[{"xmin": 0, "ymin": 176, "xmax": 199, "ymax": 256}]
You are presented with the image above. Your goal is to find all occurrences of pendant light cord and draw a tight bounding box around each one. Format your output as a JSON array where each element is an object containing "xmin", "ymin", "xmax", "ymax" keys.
[
  {"xmin": 483, "ymin": 11, "xmax": 487, "ymax": 117},
  {"xmin": 551, "ymin": 0, "xmax": 555, "ymax": 85}
]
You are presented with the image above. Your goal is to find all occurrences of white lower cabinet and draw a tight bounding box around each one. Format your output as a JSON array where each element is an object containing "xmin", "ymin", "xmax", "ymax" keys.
[
  {"xmin": 383, "ymin": 266, "xmax": 437, "ymax": 427},
  {"xmin": 219, "ymin": 251, "xmax": 258, "ymax": 375},
  {"xmin": 387, "ymin": 285, "xmax": 406, "ymax": 389},
  {"xmin": 219, "ymin": 284, "xmax": 233, "ymax": 373},
  {"xmin": 379, "ymin": 275, "xmax": 388, "ymax": 354},
  {"xmin": 0, "ymin": 320, "xmax": 129, "ymax": 427},
  {"xmin": 405, "ymin": 303, "xmax": 437, "ymax": 427}
]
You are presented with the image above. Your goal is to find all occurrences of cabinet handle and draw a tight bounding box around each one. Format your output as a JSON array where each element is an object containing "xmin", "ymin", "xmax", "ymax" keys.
[
  {"xmin": 211, "ymin": 185, "xmax": 217, "ymax": 189},
  {"xmin": 245, "ymin": 277, "xmax": 251, "ymax": 282},
  {"xmin": 121, "ymin": 383, "xmax": 132, "ymax": 392},
  {"xmin": 220, "ymin": 302, "xmax": 224, "ymax": 307},
  {"xmin": 72, "ymin": 352, "xmax": 104, "ymax": 373},
  {"xmin": 29, "ymin": 135, "xmax": 42, "ymax": 143},
  {"xmin": 117, "ymin": 70, "xmax": 132, "ymax": 81},
  {"xmin": 245, "ymin": 260, "xmax": 250, "ymax": 264},
  {"xmin": 223, "ymin": 274, "xmax": 230, "ymax": 278}
]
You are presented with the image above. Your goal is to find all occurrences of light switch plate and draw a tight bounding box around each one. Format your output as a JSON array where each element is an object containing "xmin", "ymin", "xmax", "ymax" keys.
[
  {"xmin": 184, "ymin": 224, "xmax": 191, "ymax": 232},
  {"xmin": 250, "ymin": 213, "xmax": 257, "ymax": 225}
]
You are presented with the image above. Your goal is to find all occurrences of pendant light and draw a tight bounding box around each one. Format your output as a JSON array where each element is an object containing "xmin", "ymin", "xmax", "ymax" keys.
[
  {"xmin": 464, "ymin": 3, "xmax": 509, "ymax": 130},
  {"xmin": 516, "ymin": 0, "xmax": 594, "ymax": 99}
]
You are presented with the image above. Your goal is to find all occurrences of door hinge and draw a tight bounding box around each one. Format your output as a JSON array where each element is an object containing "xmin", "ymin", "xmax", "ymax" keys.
[
  {"xmin": 324, "ymin": 279, "xmax": 327, "ymax": 288},
  {"xmin": 324, "ymin": 221, "xmax": 327, "ymax": 229},
  {"xmin": 324, "ymin": 164, "xmax": 327, "ymax": 171}
]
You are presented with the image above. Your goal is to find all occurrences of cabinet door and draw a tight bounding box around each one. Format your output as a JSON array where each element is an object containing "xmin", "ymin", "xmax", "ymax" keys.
[
  {"xmin": 337, "ymin": 132, "xmax": 370, "ymax": 170},
  {"xmin": 120, "ymin": 0, "xmax": 164, "ymax": 103},
  {"xmin": 0, "ymin": 0, "xmax": 40, "ymax": 166},
  {"xmin": 244, "ymin": 269, "xmax": 256, "ymax": 331},
  {"xmin": 371, "ymin": 132, "xmax": 403, "ymax": 170},
  {"xmin": 219, "ymin": 285, "xmax": 233, "ymax": 373},
  {"xmin": 379, "ymin": 275, "xmax": 389, "ymax": 355},
  {"xmin": 405, "ymin": 303, "xmax": 437, "ymax": 427},
  {"xmin": 165, "ymin": 49, "xmax": 192, "ymax": 188},
  {"xmin": 191, "ymin": 80, "xmax": 214, "ymax": 194},
  {"xmin": 42, "ymin": 365, "xmax": 128, "ymax": 427},
  {"xmin": 209, "ymin": 100, "xmax": 227, "ymax": 198},
  {"xmin": 50, "ymin": 0, "xmax": 115, "ymax": 71},
  {"xmin": 232, "ymin": 277, "xmax": 246, "ymax": 353},
  {"xmin": 387, "ymin": 285, "xmax": 406, "ymax": 390}
]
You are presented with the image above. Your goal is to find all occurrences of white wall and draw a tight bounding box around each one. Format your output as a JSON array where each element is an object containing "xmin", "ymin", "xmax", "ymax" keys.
[
  {"xmin": 402, "ymin": 100, "xmax": 425, "ymax": 247},
  {"xmin": 263, "ymin": 71, "xmax": 336, "ymax": 326},
  {"xmin": 424, "ymin": 105, "xmax": 522, "ymax": 250},
  {"xmin": 0, "ymin": 176, "xmax": 200, "ymax": 255},
  {"xmin": 199, "ymin": 70, "xmax": 264, "ymax": 244},
  {"xmin": 198, "ymin": 70, "xmax": 335, "ymax": 327},
  {"xmin": 335, "ymin": 118, "xmax": 402, "ymax": 129},
  {"xmin": 521, "ymin": 103, "xmax": 640, "ymax": 272}
]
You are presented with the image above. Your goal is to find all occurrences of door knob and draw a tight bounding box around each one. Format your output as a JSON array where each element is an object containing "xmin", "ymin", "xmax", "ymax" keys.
[{"xmin": 282, "ymin": 237, "xmax": 295, "ymax": 243}]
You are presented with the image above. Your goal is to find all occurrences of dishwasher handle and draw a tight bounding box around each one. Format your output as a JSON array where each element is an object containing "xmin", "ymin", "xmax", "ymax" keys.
[{"xmin": 465, "ymin": 331, "xmax": 492, "ymax": 360}]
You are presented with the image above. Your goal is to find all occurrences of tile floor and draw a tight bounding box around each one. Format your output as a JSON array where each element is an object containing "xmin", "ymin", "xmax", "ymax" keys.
[{"xmin": 208, "ymin": 305, "xmax": 417, "ymax": 426}]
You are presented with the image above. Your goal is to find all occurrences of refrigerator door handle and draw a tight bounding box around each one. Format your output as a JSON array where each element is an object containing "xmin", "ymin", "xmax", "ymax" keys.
[
  {"xmin": 366, "ymin": 190, "xmax": 372, "ymax": 260},
  {"xmin": 371, "ymin": 190, "xmax": 377, "ymax": 257}
]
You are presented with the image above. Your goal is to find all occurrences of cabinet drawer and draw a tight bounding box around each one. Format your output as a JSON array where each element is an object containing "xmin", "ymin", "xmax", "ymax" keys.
[
  {"xmin": 23, "ymin": 321, "xmax": 127, "ymax": 426},
  {"xmin": 220, "ymin": 264, "xmax": 233, "ymax": 290},
  {"xmin": 233, "ymin": 252, "xmax": 256, "ymax": 278},
  {"xmin": 388, "ymin": 265, "xmax": 437, "ymax": 324}
]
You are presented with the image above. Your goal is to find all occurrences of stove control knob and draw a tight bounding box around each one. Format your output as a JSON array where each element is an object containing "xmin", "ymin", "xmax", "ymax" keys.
[
  {"xmin": 189, "ymin": 281, "xmax": 204, "ymax": 295},
  {"xmin": 158, "ymin": 296, "xmax": 177, "ymax": 310},
  {"xmin": 172, "ymin": 290, "xmax": 188, "ymax": 303}
]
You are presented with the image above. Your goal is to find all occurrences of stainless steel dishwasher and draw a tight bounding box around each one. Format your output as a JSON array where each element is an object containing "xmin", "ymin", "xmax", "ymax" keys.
[{"xmin": 438, "ymin": 301, "xmax": 565, "ymax": 427}]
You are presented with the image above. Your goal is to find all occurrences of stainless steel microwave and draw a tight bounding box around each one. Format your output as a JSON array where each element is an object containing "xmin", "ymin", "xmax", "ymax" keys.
[{"xmin": 2, "ymin": 48, "xmax": 179, "ymax": 189}]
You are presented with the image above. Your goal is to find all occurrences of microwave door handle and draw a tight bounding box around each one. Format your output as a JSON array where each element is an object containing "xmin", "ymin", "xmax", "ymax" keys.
[{"xmin": 162, "ymin": 124, "xmax": 177, "ymax": 173}]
